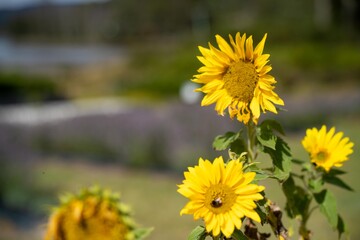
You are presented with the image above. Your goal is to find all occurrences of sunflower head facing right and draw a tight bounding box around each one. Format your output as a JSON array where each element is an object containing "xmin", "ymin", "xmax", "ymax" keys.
[
  {"xmin": 193, "ymin": 32, "xmax": 284, "ymax": 124},
  {"xmin": 302, "ymin": 125, "xmax": 354, "ymax": 172}
]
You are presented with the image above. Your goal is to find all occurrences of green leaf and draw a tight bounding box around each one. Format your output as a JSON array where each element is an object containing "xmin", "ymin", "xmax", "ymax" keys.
[
  {"xmin": 256, "ymin": 121, "xmax": 291, "ymax": 181},
  {"xmin": 314, "ymin": 189, "xmax": 338, "ymax": 228},
  {"xmin": 258, "ymin": 194, "xmax": 268, "ymax": 207},
  {"xmin": 260, "ymin": 119, "xmax": 285, "ymax": 135},
  {"xmin": 213, "ymin": 131, "xmax": 241, "ymax": 151},
  {"xmin": 188, "ymin": 226, "xmax": 208, "ymax": 240},
  {"xmin": 134, "ymin": 227, "xmax": 154, "ymax": 240},
  {"xmin": 256, "ymin": 124, "xmax": 277, "ymax": 150},
  {"xmin": 253, "ymin": 170, "xmax": 270, "ymax": 181},
  {"xmin": 247, "ymin": 164, "xmax": 270, "ymax": 181},
  {"xmin": 337, "ymin": 215, "xmax": 348, "ymax": 239},
  {"xmin": 232, "ymin": 229, "xmax": 248, "ymax": 240},
  {"xmin": 263, "ymin": 137, "xmax": 292, "ymax": 181},
  {"xmin": 327, "ymin": 168, "xmax": 347, "ymax": 176},
  {"xmin": 255, "ymin": 203, "xmax": 268, "ymax": 225},
  {"xmin": 323, "ymin": 175, "xmax": 353, "ymax": 191},
  {"xmin": 229, "ymin": 138, "xmax": 246, "ymax": 155},
  {"xmin": 282, "ymin": 176, "xmax": 311, "ymax": 219},
  {"xmin": 301, "ymin": 162, "xmax": 313, "ymax": 172}
]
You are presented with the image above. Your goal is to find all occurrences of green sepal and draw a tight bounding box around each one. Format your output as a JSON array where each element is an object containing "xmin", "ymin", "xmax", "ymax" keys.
[
  {"xmin": 314, "ymin": 189, "xmax": 338, "ymax": 228},
  {"xmin": 213, "ymin": 131, "xmax": 241, "ymax": 151},
  {"xmin": 188, "ymin": 225, "xmax": 208, "ymax": 240},
  {"xmin": 275, "ymin": 106, "xmax": 288, "ymax": 113},
  {"xmin": 308, "ymin": 178, "xmax": 324, "ymax": 193},
  {"xmin": 134, "ymin": 227, "xmax": 154, "ymax": 240},
  {"xmin": 301, "ymin": 162, "xmax": 313, "ymax": 172},
  {"xmin": 117, "ymin": 202, "xmax": 132, "ymax": 214},
  {"xmin": 231, "ymin": 229, "xmax": 248, "ymax": 240},
  {"xmin": 291, "ymin": 158, "xmax": 305, "ymax": 165}
]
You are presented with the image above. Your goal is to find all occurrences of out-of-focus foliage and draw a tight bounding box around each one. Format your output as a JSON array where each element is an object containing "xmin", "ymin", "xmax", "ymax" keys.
[
  {"xmin": 1, "ymin": 0, "xmax": 359, "ymax": 42},
  {"xmin": 0, "ymin": 72, "xmax": 64, "ymax": 104}
]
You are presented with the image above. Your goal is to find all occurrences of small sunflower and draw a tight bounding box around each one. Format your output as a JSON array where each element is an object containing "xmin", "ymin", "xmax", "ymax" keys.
[
  {"xmin": 178, "ymin": 156, "xmax": 265, "ymax": 238},
  {"xmin": 44, "ymin": 186, "xmax": 143, "ymax": 240},
  {"xmin": 302, "ymin": 125, "xmax": 354, "ymax": 172},
  {"xmin": 193, "ymin": 32, "xmax": 284, "ymax": 124}
]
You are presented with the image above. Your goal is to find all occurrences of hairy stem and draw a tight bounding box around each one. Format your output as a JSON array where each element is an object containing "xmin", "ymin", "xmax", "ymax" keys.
[
  {"xmin": 299, "ymin": 202, "xmax": 312, "ymax": 240},
  {"xmin": 299, "ymin": 219, "xmax": 311, "ymax": 240},
  {"xmin": 246, "ymin": 121, "xmax": 257, "ymax": 162}
]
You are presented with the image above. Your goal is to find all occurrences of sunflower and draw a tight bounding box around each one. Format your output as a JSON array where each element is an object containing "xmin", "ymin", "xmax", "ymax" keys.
[
  {"xmin": 302, "ymin": 125, "xmax": 354, "ymax": 172},
  {"xmin": 44, "ymin": 186, "xmax": 137, "ymax": 240},
  {"xmin": 178, "ymin": 156, "xmax": 265, "ymax": 238},
  {"xmin": 193, "ymin": 32, "xmax": 284, "ymax": 124}
]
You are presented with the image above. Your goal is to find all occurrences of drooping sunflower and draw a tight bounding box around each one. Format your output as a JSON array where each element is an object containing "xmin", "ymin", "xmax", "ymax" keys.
[
  {"xmin": 193, "ymin": 32, "xmax": 284, "ymax": 124},
  {"xmin": 44, "ymin": 186, "xmax": 150, "ymax": 240},
  {"xmin": 302, "ymin": 125, "xmax": 354, "ymax": 172},
  {"xmin": 178, "ymin": 156, "xmax": 265, "ymax": 238}
]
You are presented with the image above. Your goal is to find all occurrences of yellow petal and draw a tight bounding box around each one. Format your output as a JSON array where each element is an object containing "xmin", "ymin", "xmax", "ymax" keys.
[
  {"xmin": 216, "ymin": 34, "xmax": 235, "ymax": 61},
  {"xmin": 254, "ymin": 33, "xmax": 267, "ymax": 57},
  {"xmin": 250, "ymin": 97, "xmax": 260, "ymax": 119},
  {"xmin": 245, "ymin": 35, "xmax": 254, "ymax": 61},
  {"xmin": 201, "ymin": 90, "xmax": 223, "ymax": 106}
]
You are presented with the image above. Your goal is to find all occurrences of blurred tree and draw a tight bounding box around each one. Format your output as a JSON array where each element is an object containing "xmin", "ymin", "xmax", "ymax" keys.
[
  {"xmin": 0, "ymin": 0, "xmax": 359, "ymax": 42},
  {"xmin": 314, "ymin": 0, "xmax": 360, "ymax": 32}
]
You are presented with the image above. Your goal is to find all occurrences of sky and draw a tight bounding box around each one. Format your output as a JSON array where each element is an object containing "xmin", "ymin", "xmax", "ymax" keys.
[{"xmin": 0, "ymin": 0, "xmax": 108, "ymax": 10}]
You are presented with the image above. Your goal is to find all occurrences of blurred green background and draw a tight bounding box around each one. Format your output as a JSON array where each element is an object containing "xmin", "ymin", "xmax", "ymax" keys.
[{"xmin": 0, "ymin": 0, "xmax": 359, "ymax": 239}]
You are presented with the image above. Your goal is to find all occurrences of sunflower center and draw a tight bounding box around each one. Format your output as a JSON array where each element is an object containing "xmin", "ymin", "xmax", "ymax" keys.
[
  {"xmin": 223, "ymin": 61, "xmax": 258, "ymax": 102},
  {"xmin": 205, "ymin": 184, "xmax": 236, "ymax": 214},
  {"xmin": 314, "ymin": 150, "xmax": 329, "ymax": 164},
  {"xmin": 211, "ymin": 197, "xmax": 223, "ymax": 208}
]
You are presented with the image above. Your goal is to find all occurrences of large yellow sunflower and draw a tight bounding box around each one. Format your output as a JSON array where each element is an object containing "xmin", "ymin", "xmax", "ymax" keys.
[
  {"xmin": 178, "ymin": 156, "xmax": 265, "ymax": 238},
  {"xmin": 302, "ymin": 125, "xmax": 354, "ymax": 172},
  {"xmin": 193, "ymin": 32, "xmax": 284, "ymax": 124}
]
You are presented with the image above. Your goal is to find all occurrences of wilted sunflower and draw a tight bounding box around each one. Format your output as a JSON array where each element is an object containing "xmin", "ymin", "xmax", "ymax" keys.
[
  {"xmin": 193, "ymin": 32, "xmax": 284, "ymax": 124},
  {"xmin": 178, "ymin": 156, "xmax": 265, "ymax": 238},
  {"xmin": 302, "ymin": 125, "xmax": 354, "ymax": 172},
  {"xmin": 44, "ymin": 186, "xmax": 150, "ymax": 240}
]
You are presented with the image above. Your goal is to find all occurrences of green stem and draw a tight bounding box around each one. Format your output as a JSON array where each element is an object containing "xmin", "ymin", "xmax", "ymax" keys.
[
  {"xmin": 308, "ymin": 205, "xmax": 318, "ymax": 217},
  {"xmin": 291, "ymin": 173, "xmax": 308, "ymax": 191},
  {"xmin": 299, "ymin": 198, "xmax": 314, "ymax": 240},
  {"xmin": 246, "ymin": 121, "xmax": 257, "ymax": 162},
  {"xmin": 299, "ymin": 217, "xmax": 311, "ymax": 240}
]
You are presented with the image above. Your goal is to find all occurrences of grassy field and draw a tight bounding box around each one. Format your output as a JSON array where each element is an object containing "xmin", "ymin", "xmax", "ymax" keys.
[{"xmin": 1, "ymin": 115, "xmax": 359, "ymax": 240}]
